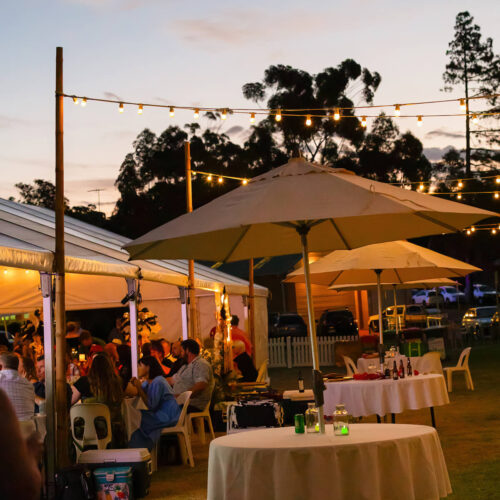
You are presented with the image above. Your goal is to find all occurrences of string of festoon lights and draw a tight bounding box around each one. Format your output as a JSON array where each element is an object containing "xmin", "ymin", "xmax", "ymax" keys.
[
  {"xmin": 192, "ymin": 170, "xmax": 249, "ymax": 186},
  {"xmin": 63, "ymin": 92, "xmax": 500, "ymax": 128},
  {"xmin": 464, "ymin": 223, "xmax": 500, "ymax": 236}
]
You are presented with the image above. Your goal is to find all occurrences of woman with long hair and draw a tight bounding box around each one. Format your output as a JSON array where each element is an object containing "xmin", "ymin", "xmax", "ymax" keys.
[
  {"xmin": 128, "ymin": 356, "xmax": 180, "ymax": 451},
  {"xmin": 19, "ymin": 357, "xmax": 38, "ymax": 383}
]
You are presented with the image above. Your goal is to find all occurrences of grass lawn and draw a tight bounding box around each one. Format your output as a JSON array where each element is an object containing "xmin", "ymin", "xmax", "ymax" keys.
[{"xmin": 149, "ymin": 343, "xmax": 500, "ymax": 499}]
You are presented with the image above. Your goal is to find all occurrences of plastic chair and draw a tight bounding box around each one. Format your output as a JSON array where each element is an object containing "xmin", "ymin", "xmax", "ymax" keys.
[
  {"xmin": 70, "ymin": 403, "xmax": 112, "ymax": 460},
  {"xmin": 343, "ymin": 355, "xmax": 358, "ymax": 376},
  {"xmin": 256, "ymin": 359, "xmax": 269, "ymax": 383},
  {"xmin": 188, "ymin": 400, "xmax": 215, "ymax": 444},
  {"xmin": 443, "ymin": 347, "xmax": 474, "ymax": 392},
  {"xmin": 152, "ymin": 391, "xmax": 193, "ymax": 471},
  {"xmin": 421, "ymin": 351, "xmax": 444, "ymax": 375}
]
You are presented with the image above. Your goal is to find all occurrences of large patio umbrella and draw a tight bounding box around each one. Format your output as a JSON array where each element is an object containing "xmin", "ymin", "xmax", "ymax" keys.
[
  {"xmin": 125, "ymin": 158, "xmax": 494, "ymax": 432},
  {"xmin": 286, "ymin": 240, "xmax": 480, "ymax": 341}
]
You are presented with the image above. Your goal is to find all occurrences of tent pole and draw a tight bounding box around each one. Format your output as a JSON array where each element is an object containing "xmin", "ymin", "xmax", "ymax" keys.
[
  {"xmin": 248, "ymin": 258, "xmax": 256, "ymax": 363},
  {"xmin": 393, "ymin": 285, "xmax": 399, "ymax": 336},
  {"xmin": 179, "ymin": 286, "xmax": 189, "ymax": 340},
  {"xmin": 375, "ymin": 270, "xmax": 384, "ymax": 345},
  {"xmin": 40, "ymin": 272, "xmax": 56, "ymax": 498},
  {"xmin": 54, "ymin": 46, "xmax": 68, "ymax": 468},
  {"xmin": 127, "ymin": 279, "xmax": 139, "ymax": 378},
  {"xmin": 298, "ymin": 229, "xmax": 325, "ymax": 434}
]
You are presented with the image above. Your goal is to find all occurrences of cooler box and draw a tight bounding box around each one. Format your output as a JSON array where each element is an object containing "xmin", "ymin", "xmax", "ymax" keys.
[
  {"xmin": 78, "ymin": 448, "xmax": 151, "ymax": 498},
  {"xmin": 94, "ymin": 466, "xmax": 133, "ymax": 500}
]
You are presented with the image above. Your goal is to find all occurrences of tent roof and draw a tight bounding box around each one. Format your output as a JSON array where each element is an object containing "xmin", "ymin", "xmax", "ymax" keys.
[{"xmin": 0, "ymin": 198, "xmax": 267, "ymax": 297}]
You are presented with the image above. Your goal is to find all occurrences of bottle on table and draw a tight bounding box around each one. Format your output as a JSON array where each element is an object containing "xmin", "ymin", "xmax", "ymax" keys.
[
  {"xmin": 399, "ymin": 359, "xmax": 405, "ymax": 379},
  {"xmin": 407, "ymin": 357, "xmax": 413, "ymax": 376},
  {"xmin": 298, "ymin": 370, "xmax": 305, "ymax": 393},
  {"xmin": 333, "ymin": 404, "xmax": 350, "ymax": 436},
  {"xmin": 305, "ymin": 402, "xmax": 319, "ymax": 433},
  {"xmin": 392, "ymin": 360, "xmax": 398, "ymax": 380},
  {"xmin": 379, "ymin": 349, "xmax": 385, "ymax": 374}
]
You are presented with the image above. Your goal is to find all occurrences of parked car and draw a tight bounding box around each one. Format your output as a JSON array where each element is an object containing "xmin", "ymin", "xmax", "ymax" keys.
[
  {"xmin": 268, "ymin": 312, "xmax": 307, "ymax": 338},
  {"xmin": 438, "ymin": 286, "xmax": 465, "ymax": 304},
  {"xmin": 369, "ymin": 304, "xmax": 427, "ymax": 333},
  {"xmin": 317, "ymin": 309, "xmax": 358, "ymax": 337},
  {"xmin": 411, "ymin": 289, "xmax": 444, "ymax": 307},
  {"xmin": 462, "ymin": 306, "xmax": 497, "ymax": 335},
  {"xmin": 473, "ymin": 284, "xmax": 498, "ymax": 305}
]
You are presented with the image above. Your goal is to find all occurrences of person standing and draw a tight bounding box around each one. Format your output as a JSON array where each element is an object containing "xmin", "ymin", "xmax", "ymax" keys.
[{"xmin": 230, "ymin": 315, "xmax": 252, "ymax": 356}]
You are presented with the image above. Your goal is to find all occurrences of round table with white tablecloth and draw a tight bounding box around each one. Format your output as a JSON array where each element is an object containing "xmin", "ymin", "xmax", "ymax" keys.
[
  {"xmin": 207, "ymin": 423, "xmax": 452, "ymax": 500},
  {"xmin": 323, "ymin": 374, "xmax": 449, "ymax": 418}
]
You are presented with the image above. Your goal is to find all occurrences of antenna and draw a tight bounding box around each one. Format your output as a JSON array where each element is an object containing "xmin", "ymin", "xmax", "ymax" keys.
[{"xmin": 88, "ymin": 188, "xmax": 105, "ymax": 212}]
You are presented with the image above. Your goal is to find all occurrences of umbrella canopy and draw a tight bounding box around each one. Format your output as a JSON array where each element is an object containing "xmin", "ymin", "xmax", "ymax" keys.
[
  {"xmin": 329, "ymin": 277, "xmax": 461, "ymax": 292},
  {"xmin": 286, "ymin": 240, "xmax": 481, "ymax": 287},
  {"xmin": 124, "ymin": 158, "xmax": 495, "ymax": 262}
]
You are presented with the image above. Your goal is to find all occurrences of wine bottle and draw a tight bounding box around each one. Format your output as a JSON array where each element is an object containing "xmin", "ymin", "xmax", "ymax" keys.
[
  {"xmin": 392, "ymin": 360, "xmax": 398, "ymax": 380},
  {"xmin": 407, "ymin": 357, "xmax": 412, "ymax": 376},
  {"xmin": 298, "ymin": 370, "xmax": 305, "ymax": 393},
  {"xmin": 399, "ymin": 359, "xmax": 405, "ymax": 379}
]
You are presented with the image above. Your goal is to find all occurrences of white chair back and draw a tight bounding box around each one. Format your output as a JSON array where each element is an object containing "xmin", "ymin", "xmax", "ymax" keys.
[
  {"xmin": 175, "ymin": 391, "xmax": 192, "ymax": 427},
  {"xmin": 457, "ymin": 347, "xmax": 471, "ymax": 368},
  {"xmin": 70, "ymin": 403, "xmax": 112, "ymax": 458},
  {"xmin": 343, "ymin": 355, "xmax": 358, "ymax": 376},
  {"xmin": 422, "ymin": 351, "xmax": 443, "ymax": 374},
  {"xmin": 256, "ymin": 359, "xmax": 269, "ymax": 383}
]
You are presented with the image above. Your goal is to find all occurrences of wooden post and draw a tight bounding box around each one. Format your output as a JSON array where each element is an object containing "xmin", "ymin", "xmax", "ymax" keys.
[
  {"xmin": 248, "ymin": 258, "xmax": 256, "ymax": 362},
  {"xmin": 55, "ymin": 46, "xmax": 68, "ymax": 467},
  {"xmin": 184, "ymin": 141, "xmax": 198, "ymax": 339}
]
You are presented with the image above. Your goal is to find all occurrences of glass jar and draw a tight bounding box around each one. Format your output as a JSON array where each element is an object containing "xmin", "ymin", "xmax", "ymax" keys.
[
  {"xmin": 305, "ymin": 403, "xmax": 319, "ymax": 433},
  {"xmin": 333, "ymin": 404, "xmax": 350, "ymax": 436}
]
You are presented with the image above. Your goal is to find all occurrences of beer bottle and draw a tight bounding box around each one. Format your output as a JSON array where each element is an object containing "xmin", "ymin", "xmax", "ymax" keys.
[
  {"xmin": 399, "ymin": 359, "xmax": 405, "ymax": 379},
  {"xmin": 298, "ymin": 370, "xmax": 305, "ymax": 393},
  {"xmin": 407, "ymin": 358, "xmax": 413, "ymax": 376}
]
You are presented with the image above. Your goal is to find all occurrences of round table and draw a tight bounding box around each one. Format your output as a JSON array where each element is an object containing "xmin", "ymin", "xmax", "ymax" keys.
[
  {"xmin": 208, "ymin": 424, "xmax": 452, "ymax": 500},
  {"xmin": 323, "ymin": 374, "xmax": 449, "ymax": 419}
]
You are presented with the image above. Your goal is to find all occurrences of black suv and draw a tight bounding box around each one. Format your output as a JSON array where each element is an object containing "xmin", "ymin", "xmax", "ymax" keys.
[
  {"xmin": 317, "ymin": 309, "xmax": 358, "ymax": 337},
  {"xmin": 268, "ymin": 313, "xmax": 307, "ymax": 338}
]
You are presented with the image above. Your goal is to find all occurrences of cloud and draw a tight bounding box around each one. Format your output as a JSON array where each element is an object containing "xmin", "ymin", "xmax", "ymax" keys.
[
  {"xmin": 425, "ymin": 128, "xmax": 464, "ymax": 139},
  {"xmin": 423, "ymin": 146, "xmax": 457, "ymax": 161},
  {"xmin": 225, "ymin": 125, "xmax": 244, "ymax": 135},
  {"xmin": 0, "ymin": 115, "xmax": 33, "ymax": 129},
  {"xmin": 66, "ymin": 178, "xmax": 117, "ymax": 190},
  {"xmin": 103, "ymin": 91, "xmax": 123, "ymax": 101}
]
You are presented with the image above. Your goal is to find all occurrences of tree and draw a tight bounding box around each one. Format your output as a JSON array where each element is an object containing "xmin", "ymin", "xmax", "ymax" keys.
[
  {"xmin": 14, "ymin": 179, "xmax": 68, "ymax": 210},
  {"xmin": 443, "ymin": 11, "xmax": 500, "ymax": 175}
]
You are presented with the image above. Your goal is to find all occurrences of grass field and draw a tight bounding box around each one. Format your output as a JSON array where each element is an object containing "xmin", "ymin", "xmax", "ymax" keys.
[{"xmin": 149, "ymin": 343, "xmax": 500, "ymax": 499}]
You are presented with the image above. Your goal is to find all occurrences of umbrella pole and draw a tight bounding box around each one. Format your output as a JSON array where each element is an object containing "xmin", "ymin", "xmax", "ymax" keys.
[
  {"xmin": 298, "ymin": 229, "xmax": 325, "ymax": 434},
  {"xmin": 393, "ymin": 285, "xmax": 399, "ymax": 337},
  {"xmin": 376, "ymin": 270, "xmax": 384, "ymax": 345}
]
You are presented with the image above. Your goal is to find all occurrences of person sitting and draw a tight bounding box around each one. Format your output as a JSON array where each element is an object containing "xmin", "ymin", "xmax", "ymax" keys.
[
  {"xmin": 232, "ymin": 340, "xmax": 258, "ymax": 382},
  {"xmin": 141, "ymin": 342, "xmax": 152, "ymax": 358},
  {"xmin": 150, "ymin": 340, "xmax": 170, "ymax": 376},
  {"xmin": 168, "ymin": 340, "xmax": 186, "ymax": 377},
  {"xmin": 19, "ymin": 357, "xmax": 38, "ymax": 384},
  {"xmin": 0, "ymin": 354, "xmax": 35, "ymax": 422},
  {"xmin": 108, "ymin": 317, "xmax": 125, "ymax": 344},
  {"xmin": 84, "ymin": 354, "xmax": 126, "ymax": 448},
  {"xmin": 35, "ymin": 355, "xmax": 72, "ymax": 411},
  {"xmin": 104, "ymin": 343, "xmax": 120, "ymax": 372},
  {"xmin": 230, "ymin": 315, "xmax": 252, "ymax": 356},
  {"xmin": 168, "ymin": 339, "xmax": 214, "ymax": 413},
  {"xmin": 128, "ymin": 356, "xmax": 181, "ymax": 451}
]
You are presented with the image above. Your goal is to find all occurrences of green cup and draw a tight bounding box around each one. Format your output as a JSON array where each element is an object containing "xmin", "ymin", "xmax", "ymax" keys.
[{"xmin": 294, "ymin": 414, "xmax": 305, "ymax": 434}]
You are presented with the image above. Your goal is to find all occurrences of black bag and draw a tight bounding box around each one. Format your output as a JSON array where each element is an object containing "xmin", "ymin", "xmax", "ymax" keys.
[{"xmin": 55, "ymin": 465, "xmax": 95, "ymax": 500}]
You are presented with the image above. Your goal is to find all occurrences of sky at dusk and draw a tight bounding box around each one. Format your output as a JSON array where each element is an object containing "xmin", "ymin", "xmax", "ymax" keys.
[{"xmin": 1, "ymin": 0, "xmax": 499, "ymax": 214}]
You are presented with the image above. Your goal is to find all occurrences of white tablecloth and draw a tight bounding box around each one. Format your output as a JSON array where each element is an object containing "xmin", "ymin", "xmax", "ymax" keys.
[
  {"xmin": 357, "ymin": 355, "xmax": 440, "ymax": 374},
  {"xmin": 323, "ymin": 374, "xmax": 449, "ymax": 417},
  {"xmin": 122, "ymin": 397, "xmax": 147, "ymax": 440},
  {"xmin": 208, "ymin": 424, "xmax": 452, "ymax": 500}
]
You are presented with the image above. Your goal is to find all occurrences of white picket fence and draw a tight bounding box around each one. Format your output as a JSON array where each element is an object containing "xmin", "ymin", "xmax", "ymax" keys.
[{"xmin": 268, "ymin": 335, "xmax": 358, "ymax": 368}]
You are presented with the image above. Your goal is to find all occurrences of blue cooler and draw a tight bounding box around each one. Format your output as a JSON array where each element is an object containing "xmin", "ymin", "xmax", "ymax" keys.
[
  {"xmin": 78, "ymin": 448, "xmax": 152, "ymax": 498},
  {"xmin": 94, "ymin": 466, "xmax": 133, "ymax": 500}
]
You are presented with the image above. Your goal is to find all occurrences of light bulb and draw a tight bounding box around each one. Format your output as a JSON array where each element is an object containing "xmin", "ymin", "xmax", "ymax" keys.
[
  {"xmin": 138, "ymin": 104, "xmax": 143, "ymax": 115},
  {"xmin": 221, "ymin": 109, "xmax": 227, "ymax": 120},
  {"xmin": 333, "ymin": 108, "xmax": 340, "ymax": 121},
  {"xmin": 169, "ymin": 107, "xmax": 175, "ymax": 117},
  {"xmin": 242, "ymin": 179, "xmax": 248, "ymax": 186},
  {"xmin": 459, "ymin": 98, "xmax": 466, "ymax": 110},
  {"xmin": 466, "ymin": 229, "xmax": 471, "ymax": 236},
  {"xmin": 498, "ymin": 224, "xmax": 500, "ymax": 230},
  {"xmin": 249, "ymin": 113, "xmax": 255, "ymax": 123},
  {"xmin": 457, "ymin": 193, "xmax": 462, "ymax": 200},
  {"xmin": 193, "ymin": 108, "xmax": 199, "ymax": 119},
  {"xmin": 207, "ymin": 175, "xmax": 212, "ymax": 182},
  {"xmin": 495, "ymin": 192, "xmax": 499, "ymax": 199},
  {"xmin": 361, "ymin": 116, "xmax": 367, "ymax": 128},
  {"xmin": 394, "ymin": 104, "xmax": 401, "ymax": 117},
  {"xmin": 73, "ymin": 96, "xmax": 79, "ymax": 105},
  {"xmin": 417, "ymin": 115, "xmax": 423, "ymax": 127},
  {"xmin": 305, "ymin": 115, "xmax": 312, "ymax": 126},
  {"xmin": 218, "ymin": 176, "xmax": 223, "ymax": 184},
  {"xmin": 275, "ymin": 110, "xmax": 282, "ymax": 122},
  {"xmin": 418, "ymin": 183, "xmax": 424, "ymax": 191},
  {"xmin": 119, "ymin": 103, "xmax": 124, "ymax": 113},
  {"xmin": 496, "ymin": 177, "xmax": 500, "ymax": 184},
  {"xmin": 81, "ymin": 98, "xmax": 87, "ymax": 107},
  {"xmin": 492, "ymin": 228, "xmax": 497, "ymax": 235},
  {"xmin": 472, "ymin": 114, "xmax": 478, "ymax": 124},
  {"xmin": 471, "ymin": 226, "xmax": 476, "ymax": 232},
  {"xmin": 2, "ymin": 270, "xmax": 7, "ymax": 274},
  {"xmin": 458, "ymin": 180, "xmax": 463, "ymax": 188}
]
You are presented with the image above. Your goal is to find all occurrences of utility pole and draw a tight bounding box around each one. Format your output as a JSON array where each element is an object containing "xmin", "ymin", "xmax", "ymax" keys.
[{"xmin": 88, "ymin": 188, "xmax": 105, "ymax": 212}]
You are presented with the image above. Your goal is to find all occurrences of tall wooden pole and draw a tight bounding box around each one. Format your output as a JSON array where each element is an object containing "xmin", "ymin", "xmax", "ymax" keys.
[
  {"xmin": 248, "ymin": 258, "xmax": 256, "ymax": 362},
  {"xmin": 55, "ymin": 46, "xmax": 68, "ymax": 467},
  {"xmin": 185, "ymin": 141, "xmax": 198, "ymax": 339}
]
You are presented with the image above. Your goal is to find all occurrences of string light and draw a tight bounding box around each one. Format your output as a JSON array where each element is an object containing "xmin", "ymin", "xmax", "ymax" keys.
[
  {"xmin": 466, "ymin": 229, "xmax": 471, "ymax": 236},
  {"xmin": 472, "ymin": 114, "xmax": 478, "ymax": 124},
  {"xmin": 417, "ymin": 115, "xmax": 423, "ymax": 126},
  {"xmin": 471, "ymin": 226, "xmax": 476, "ymax": 232},
  {"xmin": 138, "ymin": 104, "xmax": 143, "ymax": 115},
  {"xmin": 119, "ymin": 103, "xmax": 124, "ymax": 113},
  {"xmin": 492, "ymin": 228, "xmax": 497, "ymax": 235},
  {"xmin": 497, "ymin": 177, "xmax": 500, "ymax": 184},
  {"xmin": 418, "ymin": 183, "xmax": 425, "ymax": 191},
  {"xmin": 221, "ymin": 109, "xmax": 227, "ymax": 120},
  {"xmin": 333, "ymin": 108, "xmax": 340, "ymax": 121},
  {"xmin": 275, "ymin": 109, "xmax": 282, "ymax": 122},
  {"xmin": 459, "ymin": 98, "xmax": 466, "ymax": 110},
  {"xmin": 73, "ymin": 96, "xmax": 79, "ymax": 105},
  {"xmin": 218, "ymin": 177, "xmax": 223, "ymax": 184},
  {"xmin": 361, "ymin": 116, "xmax": 367, "ymax": 128},
  {"xmin": 249, "ymin": 113, "xmax": 255, "ymax": 123},
  {"xmin": 81, "ymin": 98, "xmax": 87, "ymax": 107},
  {"xmin": 494, "ymin": 192, "xmax": 499, "ymax": 199},
  {"xmin": 193, "ymin": 108, "xmax": 199, "ymax": 119},
  {"xmin": 305, "ymin": 115, "xmax": 312, "ymax": 126},
  {"xmin": 206, "ymin": 175, "xmax": 212, "ymax": 182},
  {"xmin": 169, "ymin": 107, "xmax": 175, "ymax": 117},
  {"xmin": 394, "ymin": 104, "xmax": 401, "ymax": 117},
  {"xmin": 242, "ymin": 179, "xmax": 248, "ymax": 185},
  {"xmin": 457, "ymin": 193, "xmax": 462, "ymax": 200},
  {"xmin": 457, "ymin": 180, "xmax": 463, "ymax": 188}
]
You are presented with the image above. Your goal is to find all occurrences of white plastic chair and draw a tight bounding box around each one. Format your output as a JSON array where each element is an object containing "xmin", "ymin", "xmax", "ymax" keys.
[
  {"xmin": 151, "ymin": 391, "xmax": 193, "ymax": 471},
  {"xmin": 421, "ymin": 351, "xmax": 444, "ymax": 375},
  {"xmin": 256, "ymin": 359, "xmax": 269, "ymax": 383},
  {"xmin": 443, "ymin": 347, "xmax": 474, "ymax": 392},
  {"xmin": 70, "ymin": 403, "xmax": 112, "ymax": 460},
  {"xmin": 188, "ymin": 400, "xmax": 215, "ymax": 444},
  {"xmin": 343, "ymin": 355, "xmax": 358, "ymax": 377}
]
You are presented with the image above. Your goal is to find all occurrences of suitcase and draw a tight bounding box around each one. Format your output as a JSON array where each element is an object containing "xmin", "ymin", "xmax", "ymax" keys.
[
  {"xmin": 94, "ymin": 467, "xmax": 133, "ymax": 500},
  {"xmin": 78, "ymin": 448, "xmax": 151, "ymax": 498}
]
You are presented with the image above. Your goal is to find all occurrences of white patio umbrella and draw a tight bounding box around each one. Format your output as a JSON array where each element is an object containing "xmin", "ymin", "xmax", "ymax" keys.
[
  {"xmin": 125, "ymin": 158, "xmax": 494, "ymax": 432},
  {"xmin": 286, "ymin": 240, "xmax": 481, "ymax": 341}
]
